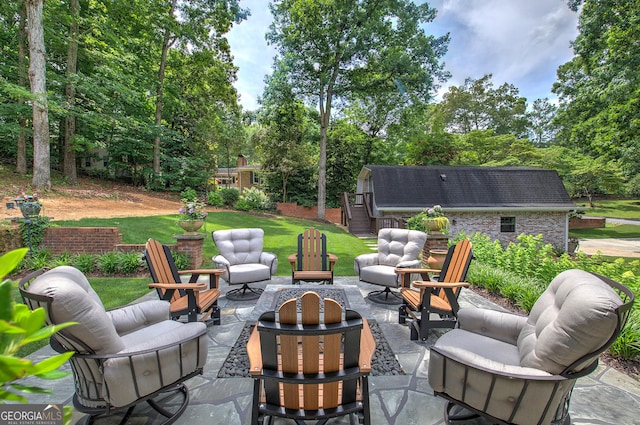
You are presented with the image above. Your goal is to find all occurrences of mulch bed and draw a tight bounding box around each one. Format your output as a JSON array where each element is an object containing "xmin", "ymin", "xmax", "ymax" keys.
[{"xmin": 468, "ymin": 285, "xmax": 640, "ymax": 381}]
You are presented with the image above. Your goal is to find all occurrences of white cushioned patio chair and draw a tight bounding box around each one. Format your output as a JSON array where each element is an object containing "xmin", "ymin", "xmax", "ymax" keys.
[
  {"xmin": 212, "ymin": 228, "xmax": 278, "ymax": 300},
  {"xmin": 354, "ymin": 228, "xmax": 427, "ymax": 304},
  {"xmin": 19, "ymin": 266, "xmax": 208, "ymax": 425},
  {"xmin": 428, "ymin": 269, "xmax": 634, "ymax": 425}
]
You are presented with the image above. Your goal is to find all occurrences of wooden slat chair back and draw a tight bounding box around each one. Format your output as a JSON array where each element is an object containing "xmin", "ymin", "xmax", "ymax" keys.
[
  {"xmin": 248, "ymin": 291, "xmax": 374, "ymax": 425},
  {"xmin": 298, "ymin": 227, "xmax": 328, "ymax": 273},
  {"xmin": 435, "ymin": 238, "xmax": 473, "ymax": 304},
  {"xmin": 399, "ymin": 239, "xmax": 473, "ymax": 341},
  {"xmin": 145, "ymin": 238, "xmax": 183, "ymax": 303},
  {"xmin": 288, "ymin": 227, "xmax": 337, "ymax": 284},
  {"xmin": 144, "ymin": 238, "xmax": 222, "ymax": 323}
]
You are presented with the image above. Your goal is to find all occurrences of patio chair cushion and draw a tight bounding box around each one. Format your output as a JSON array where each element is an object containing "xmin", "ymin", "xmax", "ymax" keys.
[
  {"xmin": 377, "ymin": 228, "xmax": 426, "ymax": 267},
  {"xmin": 28, "ymin": 266, "xmax": 125, "ymax": 354},
  {"xmin": 359, "ymin": 264, "xmax": 399, "ymax": 287},
  {"xmin": 517, "ymin": 269, "xmax": 623, "ymax": 374},
  {"xmin": 213, "ymin": 228, "xmax": 265, "ymax": 265}
]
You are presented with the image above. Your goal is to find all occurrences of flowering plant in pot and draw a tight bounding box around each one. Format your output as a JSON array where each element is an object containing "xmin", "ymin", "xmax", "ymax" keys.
[
  {"xmin": 14, "ymin": 191, "xmax": 42, "ymax": 218},
  {"xmin": 177, "ymin": 188, "xmax": 208, "ymax": 233},
  {"xmin": 405, "ymin": 205, "xmax": 449, "ymax": 234}
]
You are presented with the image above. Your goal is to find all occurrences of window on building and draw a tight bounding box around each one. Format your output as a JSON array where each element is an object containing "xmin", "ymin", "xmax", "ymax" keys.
[
  {"xmin": 251, "ymin": 172, "xmax": 261, "ymax": 185},
  {"xmin": 501, "ymin": 216, "xmax": 516, "ymax": 233}
]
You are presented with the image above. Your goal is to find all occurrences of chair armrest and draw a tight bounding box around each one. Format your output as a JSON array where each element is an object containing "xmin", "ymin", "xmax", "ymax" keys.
[
  {"xmin": 212, "ymin": 255, "xmax": 231, "ymax": 276},
  {"xmin": 148, "ymin": 282, "xmax": 207, "ymax": 290},
  {"xmin": 328, "ymin": 253, "xmax": 338, "ymax": 270},
  {"xmin": 178, "ymin": 268, "xmax": 224, "ymax": 288},
  {"xmin": 212, "ymin": 255, "xmax": 230, "ymax": 266},
  {"xmin": 288, "ymin": 253, "xmax": 297, "ymax": 271},
  {"xmin": 260, "ymin": 252, "xmax": 278, "ymax": 275},
  {"xmin": 354, "ymin": 253, "xmax": 378, "ymax": 274},
  {"xmin": 457, "ymin": 308, "xmax": 527, "ymax": 345},
  {"xmin": 247, "ymin": 324, "xmax": 262, "ymax": 376},
  {"xmin": 107, "ymin": 300, "xmax": 170, "ymax": 334},
  {"xmin": 430, "ymin": 343, "xmax": 556, "ymax": 380},
  {"xmin": 359, "ymin": 318, "xmax": 375, "ymax": 373},
  {"xmin": 413, "ymin": 281, "xmax": 470, "ymax": 289},
  {"xmin": 396, "ymin": 259, "xmax": 422, "ymax": 268}
]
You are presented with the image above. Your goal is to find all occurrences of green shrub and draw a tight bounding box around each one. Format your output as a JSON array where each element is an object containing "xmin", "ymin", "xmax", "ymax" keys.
[
  {"xmin": 219, "ymin": 188, "xmax": 239, "ymax": 207},
  {"xmin": 118, "ymin": 252, "xmax": 143, "ymax": 274},
  {"xmin": 207, "ymin": 191, "xmax": 224, "ymax": 207},
  {"xmin": 49, "ymin": 252, "xmax": 72, "ymax": 268},
  {"xmin": 72, "ymin": 253, "xmax": 97, "ymax": 274},
  {"xmin": 20, "ymin": 249, "xmax": 52, "ymax": 270},
  {"xmin": 235, "ymin": 198, "xmax": 251, "ymax": 211},
  {"xmin": 239, "ymin": 187, "xmax": 272, "ymax": 211},
  {"xmin": 610, "ymin": 313, "xmax": 640, "ymax": 360},
  {"xmin": 97, "ymin": 251, "xmax": 120, "ymax": 275},
  {"xmin": 172, "ymin": 251, "xmax": 189, "ymax": 270}
]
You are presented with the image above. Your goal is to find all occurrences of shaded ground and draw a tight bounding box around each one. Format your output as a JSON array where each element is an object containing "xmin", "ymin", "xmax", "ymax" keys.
[{"xmin": 1, "ymin": 172, "xmax": 183, "ymax": 222}]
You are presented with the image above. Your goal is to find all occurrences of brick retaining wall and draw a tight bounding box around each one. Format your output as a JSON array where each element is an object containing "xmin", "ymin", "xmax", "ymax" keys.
[
  {"xmin": 569, "ymin": 217, "xmax": 605, "ymax": 229},
  {"xmin": 42, "ymin": 227, "xmax": 122, "ymax": 254},
  {"xmin": 276, "ymin": 202, "xmax": 341, "ymax": 224}
]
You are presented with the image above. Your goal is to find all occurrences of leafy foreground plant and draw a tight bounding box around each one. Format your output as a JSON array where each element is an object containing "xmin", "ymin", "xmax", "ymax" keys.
[{"xmin": 0, "ymin": 248, "xmax": 74, "ymax": 423}]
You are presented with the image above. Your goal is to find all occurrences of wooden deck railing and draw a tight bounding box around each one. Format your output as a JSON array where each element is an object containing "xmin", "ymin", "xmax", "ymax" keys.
[{"xmin": 342, "ymin": 192, "xmax": 405, "ymax": 234}]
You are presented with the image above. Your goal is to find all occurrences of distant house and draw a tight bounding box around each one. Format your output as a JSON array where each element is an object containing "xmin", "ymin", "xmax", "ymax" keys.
[
  {"xmin": 353, "ymin": 165, "xmax": 578, "ymax": 251},
  {"xmin": 214, "ymin": 155, "xmax": 261, "ymax": 192}
]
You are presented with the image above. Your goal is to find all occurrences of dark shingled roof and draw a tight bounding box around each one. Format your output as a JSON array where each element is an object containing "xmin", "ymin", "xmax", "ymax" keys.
[{"xmin": 366, "ymin": 165, "xmax": 575, "ymax": 209}]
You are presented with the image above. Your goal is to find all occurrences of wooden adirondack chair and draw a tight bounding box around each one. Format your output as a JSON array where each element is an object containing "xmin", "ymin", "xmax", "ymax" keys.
[
  {"xmin": 247, "ymin": 291, "xmax": 375, "ymax": 425},
  {"xmin": 144, "ymin": 238, "xmax": 224, "ymax": 323},
  {"xmin": 287, "ymin": 227, "xmax": 338, "ymax": 284},
  {"xmin": 398, "ymin": 238, "xmax": 474, "ymax": 341}
]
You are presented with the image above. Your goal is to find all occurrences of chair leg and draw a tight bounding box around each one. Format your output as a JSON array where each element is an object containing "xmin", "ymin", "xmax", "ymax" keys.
[
  {"xmin": 367, "ymin": 287, "xmax": 402, "ymax": 304},
  {"xmin": 227, "ymin": 284, "xmax": 264, "ymax": 301},
  {"xmin": 398, "ymin": 304, "xmax": 407, "ymax": 324}
]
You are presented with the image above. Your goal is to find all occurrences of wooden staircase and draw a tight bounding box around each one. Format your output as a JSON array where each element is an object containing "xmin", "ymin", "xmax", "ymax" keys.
[
  {"xmin": 341, "ymin": 192, "xmax": 404, "ymax": 237},
  {"xmin": 349, "ymin": 204, "xmax": 372, "ymax": 235}
]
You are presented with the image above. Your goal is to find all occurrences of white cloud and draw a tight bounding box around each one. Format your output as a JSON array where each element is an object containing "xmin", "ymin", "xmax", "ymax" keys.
[
  {"xmin": 431, "ymin": 0, "xmax": 579, "ymax": 101},
  {"xmin": 227, "ymin": 0, "xmax": 580, "ymax": 109}
]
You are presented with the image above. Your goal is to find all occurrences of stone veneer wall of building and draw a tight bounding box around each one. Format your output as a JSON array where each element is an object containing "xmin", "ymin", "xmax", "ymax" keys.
[{"xmin": 446, "ymin": 211, "xmax": 567, "ymax": 249}]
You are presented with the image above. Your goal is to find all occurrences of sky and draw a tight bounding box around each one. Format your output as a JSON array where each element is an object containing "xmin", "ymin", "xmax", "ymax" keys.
[{"xmin": 227, "ymin": 0, "xmax": 580, "ymax": 111}]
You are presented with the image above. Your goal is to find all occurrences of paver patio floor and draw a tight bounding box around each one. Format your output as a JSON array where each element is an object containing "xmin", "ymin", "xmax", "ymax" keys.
[{"xmin": 25, "ymin": 277, "xmax": 640, "ymax": 425}]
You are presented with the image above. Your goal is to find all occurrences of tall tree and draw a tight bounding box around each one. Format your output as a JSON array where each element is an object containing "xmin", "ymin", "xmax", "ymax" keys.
[
  {"xmin": 151, "ymin": 0, "xmax": 247, "ymax": 174},
  {"xmin": 554, "ymin": 0, "xmax": 640, "ymax": 177},
  {"xmin": 527, "ymin": 98, "xmax": 558, "ymax": 146},
  {"xmin": 257, "ymin": 63, "xmax": 313, "ymax": 203},
  {"xmin": 63, "ymin": 0, "xmax": 80, "ymax": 184},
  {"xmin": 26, "ymin": 0, "xmax": 50, "ymax": 190},
  {"xmin": 267, "ymin": 0, "xmax": 448, "ymax": 219},
  {"xmin": 439, "ymin": 74, "xmax": 528, "ymax": 138},
  {"xmin": 16, "ymin": 1, "xmax": 28, "ymax": 174}
]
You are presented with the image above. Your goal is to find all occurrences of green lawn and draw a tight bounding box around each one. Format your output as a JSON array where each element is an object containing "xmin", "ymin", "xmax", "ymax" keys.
[
  {"xmin": 578, "ymin": 198, "xmax": 640, "ymax": 220},
  {"xmin": 570, "ymin": 198, "xmax": 640, "ymax": 239},
  {"xmin": 570, "ymin": 224, "xmax": 640, "ymax": 239},
  {"xmin": 54, "ymin": 211, "xmax": 373, "ymax": 276}
]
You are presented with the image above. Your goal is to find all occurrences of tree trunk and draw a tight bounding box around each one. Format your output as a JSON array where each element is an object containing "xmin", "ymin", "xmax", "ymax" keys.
[
  {"xmin": 63, "ymin": 0, "xmax": 80, "ymax": 184},
  {"xmin": 27, "ymin": 0, "xmax": 51, "ymax": 190},
  {"xmin": 153, "ymin": 0, "xmax": 177, "ymax": 174},
  {"xmin": 16, "ymin": 1, "xmax": 28, "ymax": 174}
]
